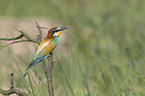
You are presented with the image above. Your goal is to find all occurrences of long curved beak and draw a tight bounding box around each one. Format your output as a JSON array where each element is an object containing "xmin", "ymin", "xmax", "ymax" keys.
[
  {"xmin": 60, "ymin": 26, "xmax": 69, "ymax": 31},
  {"xmin": 54, "ymin": 27, "xmax": 69, "ymax": 37}
]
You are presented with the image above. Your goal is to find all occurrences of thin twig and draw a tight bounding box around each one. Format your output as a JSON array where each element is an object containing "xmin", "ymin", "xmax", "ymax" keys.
[
  {"xmin": 0, "ymin": 73, "xmax": 27, "ymax": 96},
  {"xmin": 0, "ymin": 34, "xmax": 23, "ymax": 41},
  {"xmin": 3, "ymin": 40, "xmax": 39, "ymax": 48},
  {"xmin": 41, "ymin": 64, "xmax": 47, "ymax": 72},
  {"xmin": 36, "ymin": 21, "xmax": 43, "ymax": 43},
  {"xmin": 0, "ymin": 29, "xmax": 40, "ymax": 48},
  {"xmin": 9, "ymin": 31, "xmax": 15, "ymax": 42},
  {"xmin": 16, "ymin": 29, "xmax": 39, "ymax": 43}
]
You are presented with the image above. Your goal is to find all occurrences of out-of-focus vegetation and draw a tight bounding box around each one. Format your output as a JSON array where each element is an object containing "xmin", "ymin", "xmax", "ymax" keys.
[{"xmin": 0, "ymin": 0, "xmax": 145, "ymax": 96}]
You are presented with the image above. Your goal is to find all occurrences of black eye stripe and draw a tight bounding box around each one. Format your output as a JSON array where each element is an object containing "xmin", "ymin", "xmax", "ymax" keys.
[
  {"xmin": 55, "ymin": 30, "xmax": 59, "ymax": 32},
  {"xmin": 52, "ymin": 31, "xmax": 55, "ymax": 34},
  {"xmin": 52, "ymin": 29, "xmax": 60, "ymax": 34}
]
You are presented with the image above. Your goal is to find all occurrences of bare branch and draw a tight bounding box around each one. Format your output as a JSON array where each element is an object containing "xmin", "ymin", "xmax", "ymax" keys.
[
  {"xmin": 46, "ymin": 55, "xmax": 54, "ymax": 96},
  {"xmin": 3, "ymin": 40, "xmax": 39, "ymax": 48},
  {"xmin": 0, "ymin": 34, "xmax": 23, "ymax": 41},
  {"xmin": 0, "ymin": 88, "xmax": 26, "ymax": 96},
  {"xmin": 16, "ymin": 29, "xmax": 37, "ymax": 42},
  {"xmin": 39, "ymin": 49, "xmax": 54, "ymax": 96},
  {"xmin": 0, "ymin": 22, "xmax": 47, "ymax": 47},
  {"xmin": 0, "ymin": 73, "xmax": 27, "ymax": 96},
  {"xmin": 0, "ymin": 28, "xmax": 41, "ymax": 48}
]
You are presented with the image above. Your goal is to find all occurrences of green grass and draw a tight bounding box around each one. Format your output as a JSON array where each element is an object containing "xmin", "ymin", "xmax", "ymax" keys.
[{"xmin": 1, "ymin": 0, "xmax": 145, "ymax": 96}]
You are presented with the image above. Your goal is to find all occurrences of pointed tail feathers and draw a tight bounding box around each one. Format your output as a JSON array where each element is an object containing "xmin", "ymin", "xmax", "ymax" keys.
[{"xmin": 23, "ymin": 60, "xmax": 35, "ymax": 77}]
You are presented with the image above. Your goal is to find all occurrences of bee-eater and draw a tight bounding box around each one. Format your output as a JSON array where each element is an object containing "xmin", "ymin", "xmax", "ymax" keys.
[{"xmin": 23, "ymin": 27, "xmax": 69, "ymax": 77}]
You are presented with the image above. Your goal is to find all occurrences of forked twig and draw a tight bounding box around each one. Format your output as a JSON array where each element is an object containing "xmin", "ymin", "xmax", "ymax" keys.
[{"xmin": 0, "ymin": 28, "xmax": 40, "ymax": 48}]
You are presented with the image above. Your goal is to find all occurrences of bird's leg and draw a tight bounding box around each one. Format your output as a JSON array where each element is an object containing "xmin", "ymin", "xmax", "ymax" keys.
[{"xmin": 49, "ymin": 52, "xmax": 53, "ymax": 57}]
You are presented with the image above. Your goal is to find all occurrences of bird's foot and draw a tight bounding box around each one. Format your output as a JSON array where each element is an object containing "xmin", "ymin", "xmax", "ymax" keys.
[{"xmin": 48, "ymin": 52, "xmax": 53, "ymax": 57}]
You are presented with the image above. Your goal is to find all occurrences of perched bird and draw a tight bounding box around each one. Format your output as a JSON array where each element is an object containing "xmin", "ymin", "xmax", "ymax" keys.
[{"xmin": 23, "ymin": 27, "xmax": 69, "ymax": 77}]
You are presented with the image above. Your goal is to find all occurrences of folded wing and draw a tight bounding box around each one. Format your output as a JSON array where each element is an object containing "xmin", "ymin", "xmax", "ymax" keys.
[{"xmin": 23, "ymin": 39, "xmax": 56, "ymax": 77}]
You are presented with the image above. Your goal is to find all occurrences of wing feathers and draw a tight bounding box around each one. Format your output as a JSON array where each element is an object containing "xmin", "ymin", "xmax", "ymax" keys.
[
  {"xmin": 36, "ymin": 40, "xmax": 51, "ymax": 54},
  {"xmin": 23, "ymin": 38, "xmax": 56, "ymax": 77}
]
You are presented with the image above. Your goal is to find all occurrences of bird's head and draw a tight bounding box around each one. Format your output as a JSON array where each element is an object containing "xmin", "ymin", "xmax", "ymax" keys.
[{"xmin": 48, "ymin": 27, "xmax": 69, "ymax": 37}]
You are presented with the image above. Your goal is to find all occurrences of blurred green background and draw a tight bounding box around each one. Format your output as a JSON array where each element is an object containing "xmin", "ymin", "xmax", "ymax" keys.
[{"xmin": 0, "ymin": 0, "xmax": 145, "ymax": 96}]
